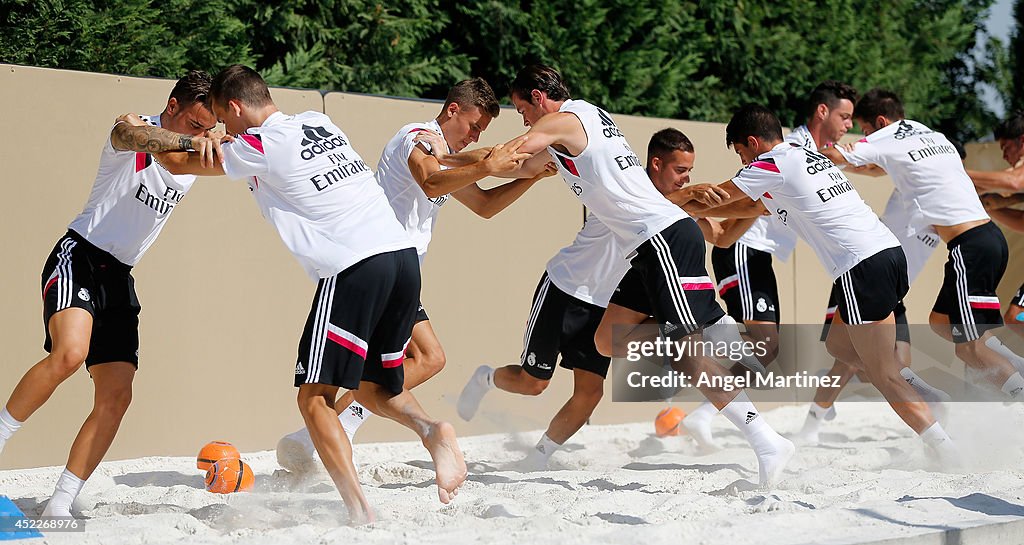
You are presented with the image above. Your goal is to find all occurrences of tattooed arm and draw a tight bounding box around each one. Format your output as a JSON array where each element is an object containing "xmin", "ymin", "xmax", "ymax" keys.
[
  {"xmin": 113, "ymin": 113, "xmax": 224, "ymax": 168},
  {"xmin": 110, "ymin": 116, "xmax": 195, "ymax": 153}
]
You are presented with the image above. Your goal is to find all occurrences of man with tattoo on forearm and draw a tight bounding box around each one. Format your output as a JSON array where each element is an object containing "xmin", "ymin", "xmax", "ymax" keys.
[{"xmin": 0, "ymin": 71, "xmax": 219, "ymax": 517}]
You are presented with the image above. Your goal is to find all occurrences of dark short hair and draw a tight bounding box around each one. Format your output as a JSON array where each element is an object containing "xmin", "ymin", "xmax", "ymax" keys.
[
  {"xmin": 854, "ymin": 88, "xmax": 905, "ymax": 123},
  {"xmin": 726, "ymin": 104, "xmax": 784, "ymax": 147},
  {"xmin": 994, "ymin": 111, "xmax": 1024, "ymax": 141},
  {"xmin": 209, "ymin": 64, "xmax": 273, "ymax": 109},
  {"xmin": 805, "ymin": 80, "xmax": 858, "ymax": 120},
  {"xmin": 648, "ymin": 128, "xmax": 695, "ymax": 164},
  {"xmin": 168, "ymin": 70, "xmax": 212, "ymax": 108},
  {"xmin": 444, "ymin": 78, "xmax": 500, "ymax": 118},
  {"xmin": 509, "ymin": 64, "xmax": 571, "ymax": 102}
]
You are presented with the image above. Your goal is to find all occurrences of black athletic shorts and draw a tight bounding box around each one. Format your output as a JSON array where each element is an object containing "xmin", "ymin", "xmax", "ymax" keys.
[
  {"xmin": 609, "ymin": 219, "xmax": 725, "ymax": 334},
  {"xmin": 932, "ymin": 221, "xmax": 1008, "ymax": 343},
  {"xmin": 834, "ymin": 246, "xmax": 909, "ymax": 325},
  {"xmin": 295, "ymin": 248, "xmax": 420, "ymax": 394},
  {"xmin": 820, "ymin": 286, "xmax": 910, "ymax": 343},
  {"xmin": 711, "ymin": 242, "xmax": 780, "ymax": 324},
  {"xmin": 520, "ymin": 273, "xmax": 610, "ymax": 380},
  {"xmin": 41, "ymin": 230, "xmax": 140, "ymax": 367}
]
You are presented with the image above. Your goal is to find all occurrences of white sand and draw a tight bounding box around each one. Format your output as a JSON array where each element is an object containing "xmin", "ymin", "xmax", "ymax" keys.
[{"xmin": 4, "ymin": 401, "xmax": 1024, "ymax": 545}]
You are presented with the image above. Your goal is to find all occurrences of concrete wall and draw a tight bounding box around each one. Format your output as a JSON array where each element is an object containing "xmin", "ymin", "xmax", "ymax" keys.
[{"xmin": 1, "ymin": 65, "xmax": 1020, "ymax": 469}]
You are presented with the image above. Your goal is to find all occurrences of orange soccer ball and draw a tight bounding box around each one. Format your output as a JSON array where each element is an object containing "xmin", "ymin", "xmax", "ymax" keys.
[
  {"xmin": 197, "ymin": 441, "xmax": 240, "ymax": 471},
  {"xmin": 654, "ymin": 407, "xmax": 687, "ymax": 437},
  {"xmin": 204, "ymin": 458, "xmax": 255, "ymax": 494}
]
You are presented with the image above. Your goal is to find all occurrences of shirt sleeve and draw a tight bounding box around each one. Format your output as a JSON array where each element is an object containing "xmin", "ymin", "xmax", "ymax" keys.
[
  {"xmin": 730, "ymin": 158, "xmax": 785, "ymax": 200},
  {"xmin": 836, "ymin": 138, "xmax": 882, "ymax": 167},
  {"xmin": 221, "ymin": 133, "xmax": 270, "ymax": 179}
]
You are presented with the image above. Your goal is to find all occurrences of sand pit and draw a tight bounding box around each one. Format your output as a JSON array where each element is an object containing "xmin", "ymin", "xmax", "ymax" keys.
[{"xmin": 4, "ymin": 402, "xmax": 1024, "ymax": 545}]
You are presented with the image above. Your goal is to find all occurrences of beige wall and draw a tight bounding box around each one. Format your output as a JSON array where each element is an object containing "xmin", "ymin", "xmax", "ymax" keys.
[{"xmin": 1, "ymin": 65, "xmax": 1020, "ymax": 469}]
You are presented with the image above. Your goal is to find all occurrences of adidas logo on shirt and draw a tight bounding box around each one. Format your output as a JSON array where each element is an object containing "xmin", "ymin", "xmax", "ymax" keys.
[
  {"xmin": 893, "ymin": 120, "xmax": 929, "ymax": 140},
  {"xmin": 745, "ymin": 411, "xmax": 758, "ymax": 424},
  {"xmin": 299, "ymin": 124, "xmax": 348, "ymax": 160}
]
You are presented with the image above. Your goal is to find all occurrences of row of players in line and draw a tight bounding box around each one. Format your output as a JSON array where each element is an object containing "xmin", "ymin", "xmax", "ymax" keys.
[{"xmin": 3, "ymin": 64, "xmax": 1024, "ymax": 525}]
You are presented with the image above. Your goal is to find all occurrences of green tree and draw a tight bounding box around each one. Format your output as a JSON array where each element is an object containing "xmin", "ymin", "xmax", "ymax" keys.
[
  {"xmin": 1005, "ymin": 0, "xmax": 1024, "ymax": 112},
  {"xmin": 0, "ymin": 0, "xmax": 1008, "ymax": 141},
  {"xmin": 451, "ymin": 0, "xmax": 704, "ymax": 118},
  {"xmin": 451, "ymin": 0, "xmax": 1001, "ymax": 142},
  {"xmin": 240, "ymin": 0, "xmax": 471, "ymax": 97},
  {"xmin": 0, "ymin": 0, "xmax": 252, "ymax": 77}
]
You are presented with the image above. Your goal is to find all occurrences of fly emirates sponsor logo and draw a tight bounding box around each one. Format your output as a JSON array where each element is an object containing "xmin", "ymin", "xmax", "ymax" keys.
[
  {"xmin": 907, "ymin": 136, "xmax": 958, "ymax": 163},
  {"xmin": 134, "ymin": 183, "xmax": 184, "ymax": 217},
  {"xmin": 298, "ymin": 124, "xmax": 371, "ymax": 192}
]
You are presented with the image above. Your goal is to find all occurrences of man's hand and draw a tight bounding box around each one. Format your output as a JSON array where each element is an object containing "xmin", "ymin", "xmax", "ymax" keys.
[
  {"xmin": 684, "ymin": 183, "xmax": 731, "ymax": 207},
  {"xmin": 536, "ymin": 161, "xmax": 558, "ymax": 179},
  {"xmin": 413, "ymin": 130, "xmax": 449, "ymax": 159},
  {"xmin": 482, "ymin": 136, "xmax": 532, "ymax": 174},
  {"xmin": 189, "ymin": 135, "xmax": 227, "ymax": 169}
]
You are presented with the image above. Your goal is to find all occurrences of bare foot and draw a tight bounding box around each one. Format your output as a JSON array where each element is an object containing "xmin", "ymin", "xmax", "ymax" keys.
[
  {"xmin": 422, "ymin": 421, "xmax": 467, "ymax": 503},
  {"xmin": 348, "ymin": 504, "xmax": 376, "ymax": 526}
]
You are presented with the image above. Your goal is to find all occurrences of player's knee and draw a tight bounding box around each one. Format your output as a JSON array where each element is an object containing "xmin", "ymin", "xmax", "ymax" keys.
[
  {"xmin": 421, "ymin": 346, "xmax": 447, "ymax": 378},
  {"xmin": 824, "ymin": 338, "xmax": 855, "ymax": 364},
  {"xmin": 48, "ymin": 346, "xmax": 88, "ymax": 378},
  {"xmin": 98, "ymin": 384, "xmax": 133, "ymax": 417},
  {"xmin": 594, "ymin": 330, "xmax": 614, "ymax": 358},
  {"xmin": 954, "ymin": 340, "xmax": 981, "ymax": 363},
  {"xmin": 572, "ymin": 384, "xmax": 603, "ymax": 405},
  {"xmin": 295, "ymin": 388, "xmax": 330, "ymax": 416},
  {"xmin": 524, "ymin": 378, "xmax": 550, "ymax": 396}
]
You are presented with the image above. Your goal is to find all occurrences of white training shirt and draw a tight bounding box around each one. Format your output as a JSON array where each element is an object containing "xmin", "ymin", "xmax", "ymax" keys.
[
  {"xmin": 880, "ymin": 189, "xmax": 939, "ymax": 283},
  {"xmin": 733, "ymin": 125, "xmax": 816, "ymax": 260},
  {"xmin": 547, "ymin": 99, "xmax": 687, "ymax": 255},
  {"xmin": 731, "ymin": 142, "xmax": 900, "ymax": 280},
  {"xmin": 545, "ymin": 212, "xmax": 631, "ymax": 308},
  {"xmin": 837, "ymin": 119, "xmax": 988, "ymax": 237},
  {"xmin": 221, "ymin": 111, "xmax": 413, "ymax": 280},
  {"xmin": 68, "ymin": 115, "xmax": 196, "ymax": 266},
  {"xmin": 376, "ymin": 119, "xmax": 451, "ymax": 263}
]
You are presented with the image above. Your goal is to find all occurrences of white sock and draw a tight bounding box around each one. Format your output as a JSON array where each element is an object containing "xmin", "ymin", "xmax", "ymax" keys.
[
  {"xmin": 43, "ymin": 468, "xmax": 85, "ymax": 517},
  {"xmin": 900, "ymin": 368, "xmax": 952, "ymax": 403},
  {"xmin": 986, "ymin": 336, "xmax": 1024, "ymax": 375},
  {"xmin": 682, "ymin": 400, "xmax": 719, "ymax": 449},
  {"xmin": 338, "ymin": 401, "xmax": 370, "ymax": 443},
  {"xmin": 457, "ymin": 365, "xmax": 495, "ymax": 421},
  {"xmin": 533, "ymin": 434, "xmax": 561, "ymax": 461},
  {"xmin": 689, "ymin": 400, "xmax": 717, "ymax": 420},
  {"xmin": 0, "ymin": 408, "xmax": 23, "ymax": 454},
  {"xmin": 794, "ymin": 403, "xmax": 832, "ymax": 444},
  {"xmin": 1001, "ymin": 372, "xmax": 1024, "ymax": 399},
  {"xmin": 919, "ymin": 421, "xmax": 961, "ymax": 468},
  {"xmin": 720, "ymin": 391, "xmax": 794, "ymax": 486}
]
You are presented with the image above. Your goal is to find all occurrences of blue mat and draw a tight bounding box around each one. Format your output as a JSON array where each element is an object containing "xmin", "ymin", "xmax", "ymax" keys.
[{"xmin": 0, "ymin": 496, "xmax": 42, "ymax": 540}]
